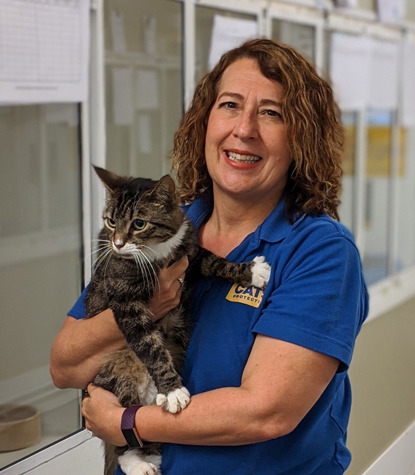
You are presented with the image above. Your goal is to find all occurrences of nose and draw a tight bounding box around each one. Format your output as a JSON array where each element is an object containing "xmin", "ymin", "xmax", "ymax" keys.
[
  {"xmin": 233, "ymin": 108, "xmax": 258, "ymax": 141},
  {"xmin": 114, "ymin": 237, "xmax": 125, "ymax": 249}
]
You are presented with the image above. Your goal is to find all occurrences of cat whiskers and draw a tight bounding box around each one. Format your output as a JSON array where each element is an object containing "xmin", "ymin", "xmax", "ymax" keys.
[
  {"xmin": 131, "ymin": 249, "xmax": 160, "ymax": 291},
  {"xmin": 91, "ymin": 239, "xmax": 159, "ymax": 291},
  {"xmin": 91, "ymin": 239, "xmax": 113, "ymax": 274},
  {"xmin": 138, "ymin": 245, "xmax": 161, "ymax": 288}
]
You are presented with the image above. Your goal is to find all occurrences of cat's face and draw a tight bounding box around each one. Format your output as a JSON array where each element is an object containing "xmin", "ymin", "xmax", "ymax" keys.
[{"xmin": 94, "ymin": 167, "xmax": 185, "ymax": 263}]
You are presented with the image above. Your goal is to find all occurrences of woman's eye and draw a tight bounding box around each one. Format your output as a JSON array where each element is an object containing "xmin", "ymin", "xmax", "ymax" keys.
[
  {"xmin": 132, "ymin": 219, "xmax": 146, "ymax": 231},
  {"xmin": 263, "ymin": 109, "xmax": 282, "ymax": 118},
  {"xmin": 219, "ymin": 101, "xmax": 237, "ymax": 109},
  {"xmin": 106, "ymin": 218, "xmax": 116, "ymax": 229}
]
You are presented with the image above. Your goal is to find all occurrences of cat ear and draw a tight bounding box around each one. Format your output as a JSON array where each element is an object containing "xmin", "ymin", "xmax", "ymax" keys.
[
  {"xmin": 93, "ymin": 166, "xmax": 124, "ymax": 193},
  {"xmin": 151, "ymin": 175, "xmax": 178, "ymax": 205}
]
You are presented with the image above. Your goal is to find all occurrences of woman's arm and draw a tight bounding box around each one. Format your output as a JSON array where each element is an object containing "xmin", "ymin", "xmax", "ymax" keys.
[
  {"xmin": 50, "ymin": 310, "xmax": 125, "ymax": 389},
  {"xmin": 82, "ymin": 334, "xmax": 339, "ymax": 446},
  {"xmin": 50, "ymin": 257, "xmax": 189, "ymax": 389}
]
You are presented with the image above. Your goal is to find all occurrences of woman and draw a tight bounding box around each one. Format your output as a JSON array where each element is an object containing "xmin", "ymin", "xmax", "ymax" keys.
[{"xmin": 50, "ymin": 39, "xmax": 368, "ymax": 474}]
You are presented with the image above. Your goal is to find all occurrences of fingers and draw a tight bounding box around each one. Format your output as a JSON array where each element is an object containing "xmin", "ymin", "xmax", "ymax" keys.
[
  {"xmin": 169, "ymin": 255, "xmax": 188, "ymax": 290},
  {"xmin": 86, "ymin": 383, "xmax": 96, "ymax": 395},
  {"xmin": 148, "ymin": 255, "xmax": 189, "ymax": 320},
  {"xmin": 160, "ymin": 255, "xmax": 188, "ymax": 292},
  {"xmin": 81, "ymin": 385, "xmax": 125, "ymax": 445},
  {"xmin": 168, "ymin": 255, "xmax": 189, "ymax": 274}
]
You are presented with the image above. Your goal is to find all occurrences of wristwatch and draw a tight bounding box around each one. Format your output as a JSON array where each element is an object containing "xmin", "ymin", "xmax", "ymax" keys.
[{"xmin": 121, "ymin": 405, "xmax": 146, "ymax": 448}]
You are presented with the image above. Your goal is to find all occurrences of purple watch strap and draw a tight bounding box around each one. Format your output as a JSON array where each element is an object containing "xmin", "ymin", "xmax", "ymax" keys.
[{"xmin": 121, "ymin": 405, "xmax": 145, "ymax": 448}]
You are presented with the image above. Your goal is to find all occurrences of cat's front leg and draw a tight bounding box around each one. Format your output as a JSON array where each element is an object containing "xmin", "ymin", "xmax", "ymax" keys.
[
  {"xmin": 112, "ymin": 302, "xmax": 191, "ymax": 413},
  {"xmin": 196, "ymin": 248, "xmax": 271, "ymax": 289},
  {"xmin": 129, "ymin": 330, "xmax": 190, "ymax": 413}
]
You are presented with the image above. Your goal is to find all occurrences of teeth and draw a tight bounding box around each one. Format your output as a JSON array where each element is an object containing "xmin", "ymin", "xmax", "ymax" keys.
[{"xmin": 227, "ymin": 152, "xmax": 260, "ymax": 163}]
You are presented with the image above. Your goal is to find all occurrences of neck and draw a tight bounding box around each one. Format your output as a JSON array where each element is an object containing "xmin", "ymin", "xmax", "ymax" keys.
[{"xmin": 200, "ymin": 189, "xmax": 282, "ymax": 257}]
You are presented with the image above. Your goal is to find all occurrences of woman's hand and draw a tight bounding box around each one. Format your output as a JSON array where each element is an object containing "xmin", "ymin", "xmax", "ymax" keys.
[
  {"xmin": 82, "ymin": 384, "xmax": 126, "ymax": 447},
  {"xmin": 148, "ymin": 256, "xmax": 189, "ymax": 321}
]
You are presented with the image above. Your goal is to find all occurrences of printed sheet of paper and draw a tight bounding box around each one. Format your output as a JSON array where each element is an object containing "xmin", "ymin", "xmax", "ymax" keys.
[
  {"xmin": 329, "ymin": 33, "xmax": 371, "ymax": 111},
  {"xmin": 368, "ymin": 39, "xmax": 399, "ymax": 110},
  {"xmin": 208, "ymin": 15, "xmax": 257, "ymax": 71},
  {"xmin": 376, "ymin": 0, "xmax": 404, "ymax": 23},
  {"xmin": 330, "ymin": 34, "xmax": 399, "ymax": 111},
  {"xmin": 0, "ymin": 0, "xmax": 90, "ymax": 104}
]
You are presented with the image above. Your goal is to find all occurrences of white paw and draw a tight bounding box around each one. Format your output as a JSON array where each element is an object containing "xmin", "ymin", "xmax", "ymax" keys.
[
  {"xmin": 119, "ymin": 449, "xmax": 160, "ymax": 475},
  {"xmin": 156, "ymin": 386, "xmax": 190, "ymax": 413},
  {"xmin": 251, "ymin": 256, "xmax": 271, "ymax": 289},
  {"xmin": 129, "ymin": 462, "xmax": 158, "ymax": 475}
]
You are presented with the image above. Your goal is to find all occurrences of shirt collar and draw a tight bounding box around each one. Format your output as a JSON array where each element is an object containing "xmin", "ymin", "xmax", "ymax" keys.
[
  {"xmin": 183, "ymin": 190, "xmax": 302, "ymax": 245},
  {"xmin": 255, "ymin": 198, "xmax": 295, "ymax": 244}
]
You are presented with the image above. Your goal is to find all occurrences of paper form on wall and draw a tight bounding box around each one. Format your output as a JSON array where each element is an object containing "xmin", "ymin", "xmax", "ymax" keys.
[
  {"xmin": 329, "ymin": 33, "xmax": 371, "ymax": 111},
  {"xmin": 376, "ymin": 0, "xmax": 405, "ymax": 23},
  {"xmin": 208, "ymin": 15, "xmax": 257, "ymax": 72},
  {"xmin": 368, "ymin": 39, "xmax": 399, "ymax": 110},
  {"xmin": 0, "ymin": 0, "xmax": 90, "ymax": 104}
]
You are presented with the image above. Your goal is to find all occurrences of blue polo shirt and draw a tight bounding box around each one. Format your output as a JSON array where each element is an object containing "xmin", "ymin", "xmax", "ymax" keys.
[{"xmin": 69, "ymin": 194, "xmax": 368, "ymax": 474}]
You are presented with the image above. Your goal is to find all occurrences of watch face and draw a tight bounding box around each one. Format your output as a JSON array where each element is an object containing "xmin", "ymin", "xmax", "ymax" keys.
[{"xmin": 122, "ymin": 428, "xmax": 144, "ymax": 448}]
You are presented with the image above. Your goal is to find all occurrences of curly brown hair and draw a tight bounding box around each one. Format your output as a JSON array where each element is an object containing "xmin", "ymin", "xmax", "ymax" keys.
[{"xmin": 171, "ymin": 38, "xmax": 344, "ymax": 220}]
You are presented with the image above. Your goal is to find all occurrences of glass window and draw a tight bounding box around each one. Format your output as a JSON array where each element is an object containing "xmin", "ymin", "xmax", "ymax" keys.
[
  {"xmin": 406, "ymin": 3, "xmax": 415, "ymax": 22},
  {"xmin": 195, "ymin": 6, "xmax": 257, "ymax": 85},
  {"xmin": 339, "ymin": 112, "xmax": 357, "ymax": 234},
  {"xmin": 363, "ymin": 110, "xmax": 393, "ymax": 284},
  {"xmin": 396, "ymin": 126, "xmax": 415, "ymax": 270},
  {"xmin": 271, "ymin": 19, "xmax": 316, "ymax": 64},
  {"xmin": 0, "ymin": 104, "xmax": 82, "ymax": 468},
  {"xmin": 356, "ymin": 0, "xmax": 375, "ymax": 11},
  {"xmin": 104, "ymin": 0, "xmax": 183, "ymax": 178}
]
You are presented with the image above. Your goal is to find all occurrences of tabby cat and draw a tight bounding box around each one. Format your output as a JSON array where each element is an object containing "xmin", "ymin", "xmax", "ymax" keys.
[{"xmin": 85, "ymin": 166, "xmax": 271, "ymax": 475}]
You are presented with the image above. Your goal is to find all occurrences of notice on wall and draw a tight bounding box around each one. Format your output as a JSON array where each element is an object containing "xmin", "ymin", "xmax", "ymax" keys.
[
  {"xmin": 330, "ymin": 33, "xmax": 399, "ymax": 111},
  {"xmin": 376, "ymin": 0, "xmax": 405, "ymax": 23},
  {"xmin": 0, "ymin": 0, "xmax": 90, "ymax": 104},
  {"xmin": 208, "ymin": 15, "xmax": 257, "ymax": 71},
  {"xmin": 368, "ymin": 38, "xmax": 399, "ymax": 110},
  {"xmin": 329, "ymin": 33, "xmax": 371, "ymax": 111}
]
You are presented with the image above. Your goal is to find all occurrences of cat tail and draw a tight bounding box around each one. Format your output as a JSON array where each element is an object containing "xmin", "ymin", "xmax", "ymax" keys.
[{"xmin": 104, "ymin": 443, "xmax": 118, "ymax": 475}]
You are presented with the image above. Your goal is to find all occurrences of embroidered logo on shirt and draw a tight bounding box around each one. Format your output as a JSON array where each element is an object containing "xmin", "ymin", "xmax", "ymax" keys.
[{"xmin": 225, "ymin": 284, "xmax": 264, "ymax": 308}]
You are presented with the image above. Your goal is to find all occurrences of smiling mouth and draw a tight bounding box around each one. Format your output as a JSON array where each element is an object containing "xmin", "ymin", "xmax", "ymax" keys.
[{"xmin": 226, "ymin": 151, "xmax": 261, "ymax": 163}]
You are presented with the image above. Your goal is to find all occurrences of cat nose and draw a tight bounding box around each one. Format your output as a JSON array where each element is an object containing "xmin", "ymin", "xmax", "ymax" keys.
[{"xmin": 114, "ymin": 238, "xmax": 124, "ymax": 249}]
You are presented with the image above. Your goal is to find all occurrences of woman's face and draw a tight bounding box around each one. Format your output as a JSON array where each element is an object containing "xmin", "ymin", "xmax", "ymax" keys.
[{"xmin": 205, "ymin": 57, "xmax": 292, "ymax": 205}]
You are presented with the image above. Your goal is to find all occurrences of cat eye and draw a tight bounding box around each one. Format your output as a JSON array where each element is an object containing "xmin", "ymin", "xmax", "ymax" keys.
[
  {"xmin": 106, "ymin": 218, "xmax": 116, "ymax": 229},
  {"xmin": 132, "ymin": 219, "xmax": 146, "ymax": 231}
]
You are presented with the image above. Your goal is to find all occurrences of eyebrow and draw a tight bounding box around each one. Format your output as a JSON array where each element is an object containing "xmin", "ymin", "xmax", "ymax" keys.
[{"xmin": 217, "ymin": 91, "xmax": 282, "ymax": 108}]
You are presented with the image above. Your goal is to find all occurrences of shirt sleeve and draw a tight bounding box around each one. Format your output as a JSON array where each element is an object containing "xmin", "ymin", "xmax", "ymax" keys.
[
  {"xmin": 253, "ymin": 223, "xmax": 368, "ymax": 370},
  {"xmin": 67, "ymin": 285, "xmax": 89, "ymax": 319}
]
